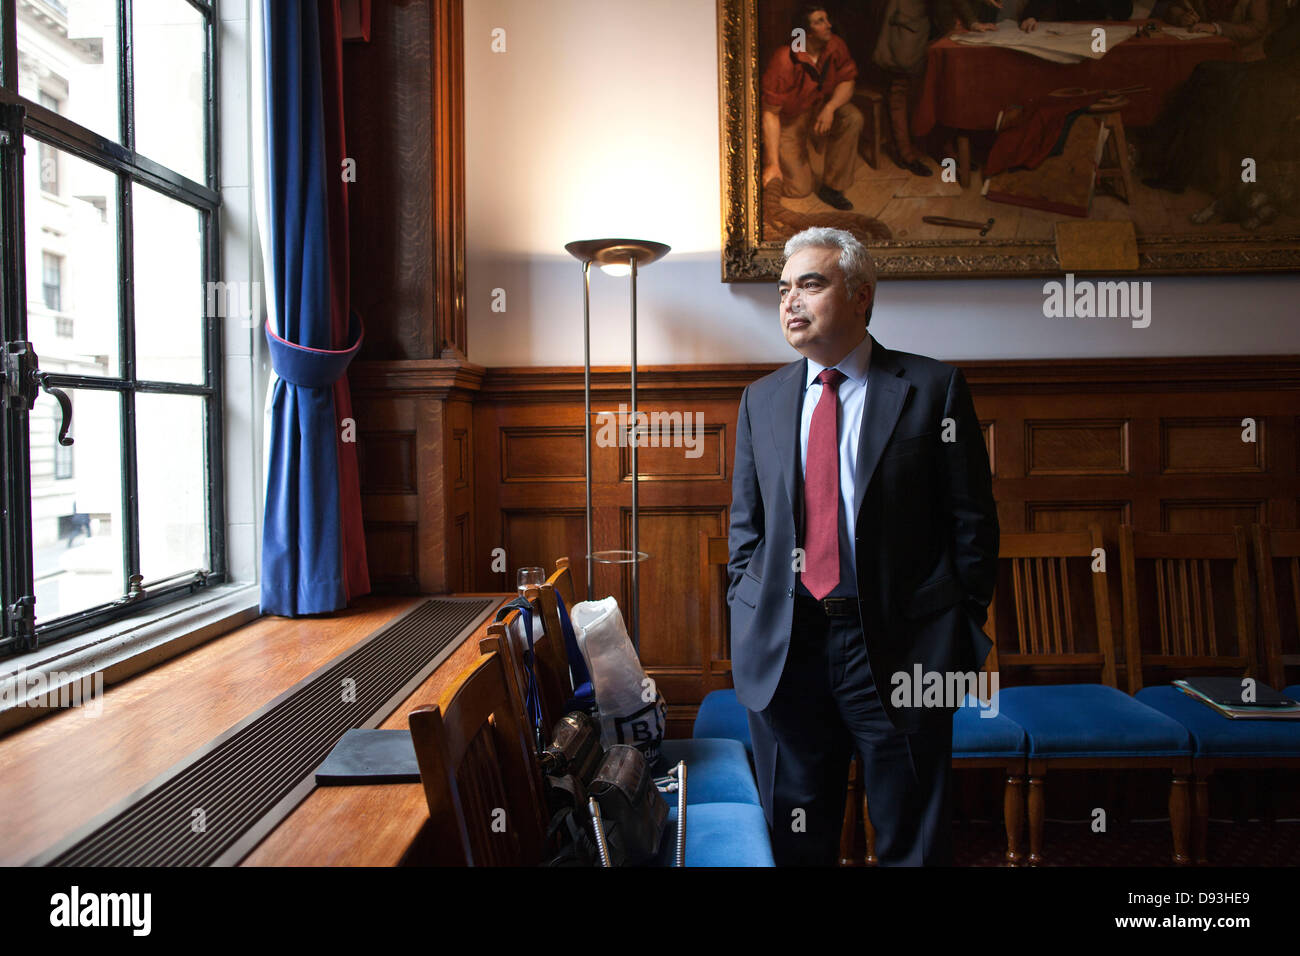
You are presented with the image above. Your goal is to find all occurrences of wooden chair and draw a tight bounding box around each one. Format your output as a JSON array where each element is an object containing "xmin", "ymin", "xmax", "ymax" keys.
[
  {"xmin": 1128, "ymin": 526, "xmax": 1300, "ymax": 864},
  {"xmin": 544, "ymin": 560, "xmax": 596, "ymax": 709},
  {"xmin": 993, "ymin": 527, "xmax": 1193, "ymax": 865},
  {"xmin": 1252, "ymin": 525, "xmax": 1300, "ymax": 692},
  {"xmin": 551, "ymin": 557, "xmax": 577, "ymax": 609},
  {"xmin": 848, "ymin": 577, "xmax": 1027, "ymax": 867},
  {"xmin": 479, "ymin": 591, "xmax": 571, "ymax": 749},
  {"xmin": 408, "ymin": 650, "xmax": 549, "ymax": 865},
  {"xmin": 1120, "ymin": 526, "xmax": 1258, "ymax": 696},
  {"xmin": 699, "ymin": 533, "xmax": 732, "ymax": 693},
  {"xmin": 693, "ymin": 533, "xmax": 753, "ymax": 751}
]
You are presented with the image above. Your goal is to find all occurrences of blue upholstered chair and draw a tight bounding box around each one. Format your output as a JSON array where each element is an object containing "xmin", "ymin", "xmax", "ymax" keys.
[
  {"xmin": 693, "ymin": 535, "xmax": 750, "ymax": 748},
  {"xmin": 991, "ymin": 527, "xmax": 1194, "ymax": 865},
  {"xmin": 952, "ymin": 689, "xmax": 1029, "ymax": 865},
  {"xmin": 1127, "ymin": 526, "xmax": 1300, "ymax": 863},
  {"xmin": 693, "ymin": 687, "xmax": 752, "ymax": 755},
  {"xmin": 1254, "ymin": 526, "xmax": 1300, "ymax": 694}
]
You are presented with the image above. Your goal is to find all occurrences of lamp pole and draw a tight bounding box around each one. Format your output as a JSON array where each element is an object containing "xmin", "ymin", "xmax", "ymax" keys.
[{"xmin": 564, "ymin": 238, "xmax": 669, "ymax": 652}]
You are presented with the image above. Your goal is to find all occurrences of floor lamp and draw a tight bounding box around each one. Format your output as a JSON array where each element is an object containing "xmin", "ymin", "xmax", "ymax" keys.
[{"xmin": 563, "ymin": 238, "xmax": 670, "ymax": 651}]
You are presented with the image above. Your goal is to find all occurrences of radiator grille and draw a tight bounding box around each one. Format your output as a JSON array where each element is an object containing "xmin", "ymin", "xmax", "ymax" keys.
[{"xmin": 34, "ymin": 597, "xmax": 496, "ymax": 867}]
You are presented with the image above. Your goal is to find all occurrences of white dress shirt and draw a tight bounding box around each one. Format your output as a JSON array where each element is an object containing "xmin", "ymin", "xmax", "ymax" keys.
[{"xmin": 797, "ymin": 331, "xmax": 872, "ymax": 599}]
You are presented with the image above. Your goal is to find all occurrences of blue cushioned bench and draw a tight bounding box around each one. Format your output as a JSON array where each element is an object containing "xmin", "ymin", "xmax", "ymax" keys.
[
  {"xmin": 655, "ymin": 801, "xmax": 775, "ymax": 867},
  {"xmin": 1136, "ymin": 684, "xmax": 1300, "ymax": 758},
  {"xmin": 657, "ymin": 729, "xmax": 772, "ymax": 865}
]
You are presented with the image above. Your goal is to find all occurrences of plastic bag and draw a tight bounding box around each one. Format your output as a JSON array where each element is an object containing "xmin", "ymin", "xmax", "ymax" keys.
[{"xmin": 569, "ymin": 597, "xmax": 668, "ymax": 771}]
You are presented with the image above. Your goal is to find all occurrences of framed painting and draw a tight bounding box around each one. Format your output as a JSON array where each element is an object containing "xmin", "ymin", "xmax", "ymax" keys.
[{"xmin": 718, "ymin": 0, "xmax": 1300, "ymax": 279}]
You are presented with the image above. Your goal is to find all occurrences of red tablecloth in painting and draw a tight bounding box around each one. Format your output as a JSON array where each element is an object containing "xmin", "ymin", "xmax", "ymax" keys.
[{"xmin": 912, "ymin": 22, "xmax": 1239, "ymax": 136}]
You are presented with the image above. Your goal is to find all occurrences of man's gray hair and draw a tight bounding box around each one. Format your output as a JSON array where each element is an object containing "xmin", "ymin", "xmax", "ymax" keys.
[{"xmin": 783, "ymin": 227, "xmax": 877, "ymax": 324}]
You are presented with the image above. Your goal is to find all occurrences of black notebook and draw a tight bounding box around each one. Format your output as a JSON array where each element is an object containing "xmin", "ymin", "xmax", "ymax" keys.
[
  {"xmin": 1176, "ymin": 677, "xmax": 1297, "ymax": 708},
  {"xmin": 315, "ymin": 729, "xmax": 422, "ymax": 785}
]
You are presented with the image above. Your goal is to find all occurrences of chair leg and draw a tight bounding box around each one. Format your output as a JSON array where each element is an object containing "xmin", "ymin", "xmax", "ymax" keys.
[
  {"xmin": 864, "ymin": 795, "xmax": 878, "ymax": 866},
  {"xmin": 1193, "ymin": 773, "xmax": 1210, "ymax": 865},
  {"xmin": 839, "ymin": 758, "xmax": 863, "ymax": 866},
  {"xmin": 1004, "ymin": 773, "xmax": 1025, "ymax": 866},
  {"xmin": 1027, "ymin": 774, "xmax": 1044, "ymax": 865},
  {"xmin": 1170, "ymin": 772, "xmax": 1191, "ymax": 865}
]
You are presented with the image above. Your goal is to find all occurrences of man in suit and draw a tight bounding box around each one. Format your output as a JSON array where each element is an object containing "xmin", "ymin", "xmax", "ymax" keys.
[{"xmin": 727, "ymin": 226, "xmax": 999, "ymax": 866}]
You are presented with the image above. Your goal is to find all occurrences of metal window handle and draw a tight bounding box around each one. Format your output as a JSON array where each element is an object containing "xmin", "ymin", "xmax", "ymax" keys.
[
  {"xmin": 35, "ymin": 373, "xmax": 73, "ymax": 446},
  {"xmin": 2, "ymin": 341, "xmax": 73, "ymax": 445}
]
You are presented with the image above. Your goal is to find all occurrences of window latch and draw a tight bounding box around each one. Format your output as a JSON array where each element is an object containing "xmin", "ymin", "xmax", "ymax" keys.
[
  {"xmin": 6, "ymin": 596, "xmax": 36, "ymax": 650},
  {"xmin": 3, "ymin": 340, "xmax": 73, "ymax": 445}
]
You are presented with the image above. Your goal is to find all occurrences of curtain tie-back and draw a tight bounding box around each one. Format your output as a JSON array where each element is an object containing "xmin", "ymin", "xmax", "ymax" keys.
[{"xmin": 265, "ymin": 311, "xmax": 365, "ymax": 388}]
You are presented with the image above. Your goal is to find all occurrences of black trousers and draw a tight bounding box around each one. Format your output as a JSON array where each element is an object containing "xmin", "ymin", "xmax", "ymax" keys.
[{"xmin": 746, "ymin": 597, "xmax": 954, "ymax": 866}]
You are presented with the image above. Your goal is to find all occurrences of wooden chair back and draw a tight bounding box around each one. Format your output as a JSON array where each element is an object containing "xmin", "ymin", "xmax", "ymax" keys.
[
  {"xmin": 408, "ymin": 650, "xmax": 548, "ymax": 866},
  {"xmin": 699, "ymin": 533, "xmax": 732, "ymax": 690},
  {"xmin": 990, "ymin": 526, "xmax": 1118, "ymax": 688},
  {"xmin": 480, "ymin": 592, "xmax": 570, "ymax": 743},
  {"xmin": 550, "ymin": 557, "xmax": 577, "ymax": 609},
  {"xmin": 1250, "ymin": 524, "xmax": 1300, "ymax": 690},
  {"xmin": 1119, "ymin": 525, "xmax": 1257, "ymax": 693}
]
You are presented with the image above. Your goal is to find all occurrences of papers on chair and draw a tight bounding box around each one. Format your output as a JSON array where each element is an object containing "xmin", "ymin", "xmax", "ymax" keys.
[
  {"xmin": 950, "ymin": 20, "xmax": 1138, "ymax": 63},
  {"xmin": 1173, "ymin": 679, "xmax": 1300, "ymax": 720},
  {"xmin": 1159, "ymin": 25, "xmax": 1218, "ymax": 39}
]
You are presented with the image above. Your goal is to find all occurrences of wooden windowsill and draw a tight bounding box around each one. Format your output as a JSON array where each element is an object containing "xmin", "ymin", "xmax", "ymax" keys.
[{"xmin": 0, "ymin": 592, "xmax": 510, "ymax": 867}]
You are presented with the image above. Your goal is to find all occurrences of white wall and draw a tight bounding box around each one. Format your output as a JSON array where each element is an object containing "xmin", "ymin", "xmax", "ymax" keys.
[{"xmin": 464, "ymin": 0, "xmax": 1300, "ymax": 367}]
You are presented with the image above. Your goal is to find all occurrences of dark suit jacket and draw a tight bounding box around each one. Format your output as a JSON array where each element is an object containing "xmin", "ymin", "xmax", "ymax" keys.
[{"xmin": 727, "ymin": 336, "xmax": 999, "ymax": 734}]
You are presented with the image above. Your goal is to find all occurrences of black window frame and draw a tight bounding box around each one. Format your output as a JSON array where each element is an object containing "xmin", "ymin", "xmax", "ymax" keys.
[{"xmin": 0, "ymin": 0, "xmax": 224, "ymax": 655}]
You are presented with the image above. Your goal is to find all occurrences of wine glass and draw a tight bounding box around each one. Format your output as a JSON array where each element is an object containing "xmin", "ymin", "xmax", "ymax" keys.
[{"xmin": 517, "ymin": 566, "xmax": 545, "ymax": 598}]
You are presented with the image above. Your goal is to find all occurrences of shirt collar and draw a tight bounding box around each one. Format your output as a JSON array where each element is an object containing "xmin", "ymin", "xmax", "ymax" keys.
[{"xmin": 805, "ymin": 331, "xmax": 873, "ymax": 391}]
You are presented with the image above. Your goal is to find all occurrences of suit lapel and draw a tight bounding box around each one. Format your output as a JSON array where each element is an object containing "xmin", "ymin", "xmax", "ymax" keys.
[
  {"xmin": 767, "ymin": 358, "xmax": 806, "ymax": 525},
  {"xmin": 853, "ymin": 338, "xmax": 909, "ymax": 521}
]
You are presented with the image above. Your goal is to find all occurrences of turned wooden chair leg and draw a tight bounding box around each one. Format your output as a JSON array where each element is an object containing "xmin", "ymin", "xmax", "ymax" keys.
[
  {"xmin": 1170, "ymin": 772, "xmax": 1191, "ymax": 865},
  {"xmin": 1028, "ymin": 774, "xmax": 1044, "ymax": 866},
  {"xmin": 1004, "ymin": 773, "xmax": 1025, "ymax": 866},
  {"xmin": 862, "ymin": 781, "xmax": 878, "ymax": 866},
  {"xmin": 1193, "ymin": 773, "xmax": 1210, "ymax": 865},
  {"xmin": 839, "ymin": 757, "xmax": 863, "ymax": 866}
]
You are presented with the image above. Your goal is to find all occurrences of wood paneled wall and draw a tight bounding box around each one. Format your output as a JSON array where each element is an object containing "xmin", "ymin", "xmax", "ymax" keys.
[{"xmin": 458, "ymin": 356, "xmax": 1299, "ymax": 735}]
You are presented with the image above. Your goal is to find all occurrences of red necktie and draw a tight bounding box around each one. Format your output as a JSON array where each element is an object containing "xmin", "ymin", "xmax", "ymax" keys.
[{"xmin": 802, "ymin": 368, "xmax": 844, "ymax": 600}]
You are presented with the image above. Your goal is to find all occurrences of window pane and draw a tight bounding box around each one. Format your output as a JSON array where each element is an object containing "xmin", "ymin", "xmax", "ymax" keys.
[
  {"xmin": 133, "ymin": 182, "xmax": 204, "ymax": 383},
  {"xmin": 18, "ymin": 1, "xmax": 121, "ymax": 144},
  {"xmin": 25, "ymin": 138, "xmax": 120, "ymax": 377},
  {"xmin": 31, "ymin": 387, "xmax": 125, "ymax": 624},
  {"xmin": 133, "ymin": 0, "xmax": 206, "ymax": 183},
  {"xmin": 136, "ymin": 393, "xmax": 208, "ymax": 584}
]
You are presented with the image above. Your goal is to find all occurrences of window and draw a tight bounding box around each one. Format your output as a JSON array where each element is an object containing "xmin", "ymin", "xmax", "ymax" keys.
[
  {"xmin": 0, "ymin": 0, "xmax": 222, "ymax": 655},
  {"xmin": 41, "ymin": 251, "xmax": 62, "ymax": 312}
]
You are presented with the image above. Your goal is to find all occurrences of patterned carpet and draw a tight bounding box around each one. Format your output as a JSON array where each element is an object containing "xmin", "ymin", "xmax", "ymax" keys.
[{"xmin": 952, "ymin": 819, "xmax": 1300, "ymax": 866}]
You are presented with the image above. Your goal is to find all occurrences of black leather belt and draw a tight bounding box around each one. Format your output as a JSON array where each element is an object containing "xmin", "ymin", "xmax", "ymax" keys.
[{"xmin": 795, "ymin": 593, "xmax": 859, "ymax": 618}]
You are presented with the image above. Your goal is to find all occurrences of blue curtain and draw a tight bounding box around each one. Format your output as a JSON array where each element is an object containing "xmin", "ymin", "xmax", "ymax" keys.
[{"xmin": 260, "ymin": 1, "xmax": 365, "ymax": 616}]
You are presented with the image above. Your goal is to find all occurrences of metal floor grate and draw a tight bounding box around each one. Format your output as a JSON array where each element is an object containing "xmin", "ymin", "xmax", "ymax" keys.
[{"xmin": 31, "ymin": 596, "xmax": 496, "ymax": 866}]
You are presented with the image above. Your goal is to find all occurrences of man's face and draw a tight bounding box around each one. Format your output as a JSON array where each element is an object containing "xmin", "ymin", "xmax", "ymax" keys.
[
  {"xmin": 778, "ymin": 245, "xmax": 870, "ymax": 355},
  {"xmin": 807, "ymin": 10, "xmax": 833, "ymax": 43}
]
